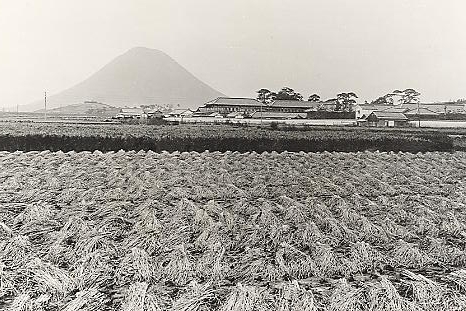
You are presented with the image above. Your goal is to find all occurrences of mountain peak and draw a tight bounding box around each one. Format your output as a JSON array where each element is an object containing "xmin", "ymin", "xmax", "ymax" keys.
[
  {"xmin": 25, "ymin": 48, "xmax": 224, "ymax": 111},
  {"xmin": 126, "ymin": 46, "xmax": 167, "ymax": 55}
]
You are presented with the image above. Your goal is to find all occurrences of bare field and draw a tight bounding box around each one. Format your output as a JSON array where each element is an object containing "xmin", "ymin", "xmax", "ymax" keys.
[{"xmin": 1, "ymin": 150, "xmax": 466, "ymax": 310}]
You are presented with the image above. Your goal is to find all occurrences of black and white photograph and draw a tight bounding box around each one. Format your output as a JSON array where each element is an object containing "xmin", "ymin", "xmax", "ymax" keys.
[{"xmin": 1, "ymin": 0, "xmax": 466, "ymax": 310}]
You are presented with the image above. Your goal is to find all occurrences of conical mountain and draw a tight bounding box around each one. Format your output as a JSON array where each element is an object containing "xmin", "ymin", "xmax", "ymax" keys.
[{"xmin": 28, "ymin": 47, "xmax": 224, "ymax": 110}]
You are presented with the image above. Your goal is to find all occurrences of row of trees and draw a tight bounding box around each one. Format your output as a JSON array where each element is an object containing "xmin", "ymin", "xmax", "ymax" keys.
[
  {"xmin": 370, "ymin": 89, "xmax": 421, "ymax": 105},
  {"xmin": 257, "ymin": 87, "xmax": 424, "ymax": 111},
  {"xmin": 257, "ymin": 87, "xmax": 303, "ymax": 103},
  {"xmin": 256, "ymin": 87, "xmax": 358, "ymax": 112}
]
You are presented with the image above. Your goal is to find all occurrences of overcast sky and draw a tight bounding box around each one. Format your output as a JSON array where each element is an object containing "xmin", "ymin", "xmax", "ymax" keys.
[{"xmin": 0, "ymin": 0, "xmax": 465, "ymax": 108}]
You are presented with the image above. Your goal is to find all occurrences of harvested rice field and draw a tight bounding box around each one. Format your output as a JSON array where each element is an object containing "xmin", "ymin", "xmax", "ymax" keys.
[{"xmin": 2, "ymin": 150, "xmax": 466, "ymax": 310}]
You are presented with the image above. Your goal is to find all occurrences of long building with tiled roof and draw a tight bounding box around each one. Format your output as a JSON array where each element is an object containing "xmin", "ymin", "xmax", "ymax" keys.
[{"xmin": 199, "ymin": 97, "xmax": 267, "ymax": 113}]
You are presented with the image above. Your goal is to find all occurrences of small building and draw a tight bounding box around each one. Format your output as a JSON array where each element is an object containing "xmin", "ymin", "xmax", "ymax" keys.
[
  {"xmin": 353, "ymin": 104, "xmax": 395, "ymax": 119},
  {"xmin": 115, "ymin": 107, "xmax": 144, "ymax": 119},
  {"xmin": 250, "ymin": 111, "xmax": 306, "ymax": 120},
  {"xmin": 166, "ymin": 109, "xmax": 194, "ymax": 118},
  {"xmin": 366, "ymin": 111, "xmax": 408, "ymax": 127},
  {"xmin": 144, "ymin": 109, "xmax": 164, "ymax": 118}
]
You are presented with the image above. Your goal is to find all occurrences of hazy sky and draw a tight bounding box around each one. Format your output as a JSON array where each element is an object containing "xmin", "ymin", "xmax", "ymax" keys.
[{"xmin": 0, "ymin": 0, "xmax": 465, "ymax": 108}]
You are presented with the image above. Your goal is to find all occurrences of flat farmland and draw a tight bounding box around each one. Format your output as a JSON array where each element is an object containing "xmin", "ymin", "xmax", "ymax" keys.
[
  {"xmin": 0, "ymin": 122, "xmax": 455, "ymax": 152},
  {"xmin": 2, "ymin": 150, "xmax": 466, "ymax": 310}
]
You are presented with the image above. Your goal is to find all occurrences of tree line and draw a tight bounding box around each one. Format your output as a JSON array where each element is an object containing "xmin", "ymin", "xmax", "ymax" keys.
[
  {"xmin": 256, "ymin": 87, "xmax": 432, "ymax": 112},
  {"xmin": 256, "ymin": 87, "xmax": 358, "ymax": 112},
  {"xmin": 370, "ymin": 89, "xmax": 421, "ymax": 105}
]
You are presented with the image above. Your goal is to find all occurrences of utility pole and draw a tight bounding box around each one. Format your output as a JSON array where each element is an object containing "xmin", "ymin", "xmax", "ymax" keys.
[
  {"xmin": 417, "ymin": 100, "xmax": 420, "ymax": 128},
  {"xmin": 260, "ymin": 101, "xmax": 263, "ymax": 128},
  {"xmin": 44, "ymin": 91, "xmax": 47, "ymax": 120}
]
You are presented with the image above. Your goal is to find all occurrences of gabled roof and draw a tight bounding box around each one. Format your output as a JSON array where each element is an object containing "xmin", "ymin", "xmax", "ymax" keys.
[
  {"xmin": 269, "ymin": 100, "xmax": 336, "ymax": 109},
  {"xmin": 205, "ymin": 97, "xmax": 266, "ymax": 107},
  {"xmin": 368, "ymin": 111, "xmax": 408, "ymax": 120}
]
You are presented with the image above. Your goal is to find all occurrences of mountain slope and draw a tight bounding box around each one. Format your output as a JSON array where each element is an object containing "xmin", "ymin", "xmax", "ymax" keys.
[
  {"xmin": 35, "ymin": 101, "xmax": 120, "ymax": 116},
  {"xmin": 26, "ymin": 47, "xmax": 224, "ymax": 110}
]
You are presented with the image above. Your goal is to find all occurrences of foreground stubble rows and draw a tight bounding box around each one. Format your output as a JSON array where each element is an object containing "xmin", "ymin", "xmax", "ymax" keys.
[{"xmin": 1, "ymin": 150, "xmax": 466, "ymax": 310}]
